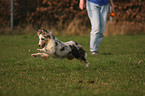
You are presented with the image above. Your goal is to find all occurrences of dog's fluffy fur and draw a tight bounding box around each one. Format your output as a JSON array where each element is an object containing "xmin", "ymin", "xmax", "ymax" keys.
[{"xmin": 31, "ymin": 29, "xmax": 89, "ymax": 67}]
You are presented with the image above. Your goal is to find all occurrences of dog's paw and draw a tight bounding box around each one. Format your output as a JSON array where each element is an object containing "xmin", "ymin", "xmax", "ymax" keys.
[
  {"xmin": 86, "ymin": 63, "xmax": 89, "ymax": 68},
  {"xmin": 31, "ymin": 53, "xmax": 40, "ymax": 57},
  {"xmin": 31, "ymin": 54, "xmax": 37, "ymax": 57},
  {"xmin": 37, "ymin": 49, "xmax": 42, "ymax": 52}
]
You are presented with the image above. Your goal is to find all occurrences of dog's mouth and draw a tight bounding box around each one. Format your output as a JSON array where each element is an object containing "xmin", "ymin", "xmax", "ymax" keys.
[{"xmin": 42, "ymin": 43, "xmax": 46, "ymax": 48}]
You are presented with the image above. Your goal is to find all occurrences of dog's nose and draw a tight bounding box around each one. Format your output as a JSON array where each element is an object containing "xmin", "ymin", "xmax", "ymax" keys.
[{"xmin": 38, "ymin": 45, "xmax": 40, "ymax": 47}]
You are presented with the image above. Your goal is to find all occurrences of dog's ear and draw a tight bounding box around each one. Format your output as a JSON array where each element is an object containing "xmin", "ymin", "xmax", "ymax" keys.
[
  {"xmin": 42, "ymin": 29, "xmax": 47, "ymax": 35},
  {"xmin": 43, "ymin": 29, "xmax": 48, "ymax": 32},
  {"xmin": 37, "ymin": 29, "xmax": 42, "ymax": 36},
  {"xmin": 48, "ymin": 30, "xmax": 52, "ymax": 34}
]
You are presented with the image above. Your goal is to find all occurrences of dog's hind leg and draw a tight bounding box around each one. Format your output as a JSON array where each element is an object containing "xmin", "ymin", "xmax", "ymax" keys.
[
  {"xmin": 31, "ymin": 53, "xmax": 49, "ymax": 60},
  {"xmin": 66, "ymin": 54, "xmax": 74, "ymax": 60},
  {"xmin": 78, "ymin": 46, "xmax": 89, "ymax": 67},
  {"xmin": 84, "ymin": 60, "xmax": 89, "ymax": 68},
  {"xmin": 69, "ymin": 45, "xmax": 89, "ymax": 67},
  {"xmin": 69, "ymin": 45, "xmax": 81, "ymax": 59},
  {"xmin": 80, "ymin": 57, "xmax": 89, "ymax": 67}
]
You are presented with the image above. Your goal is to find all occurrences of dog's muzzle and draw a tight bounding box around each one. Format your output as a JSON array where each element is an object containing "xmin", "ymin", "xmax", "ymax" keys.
[{"xmin": 38, "ymin": 43, "xmax": 45, "ymax": 48}]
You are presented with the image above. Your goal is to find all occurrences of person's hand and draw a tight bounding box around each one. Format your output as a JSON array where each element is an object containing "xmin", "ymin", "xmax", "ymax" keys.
[
  {"xmin": 79, "ymin": 0, "xmax": 84, "ymax": 10},
  {"xmin": 109, "ymin": 0, "xmax": 115, "ymax": 13},
  {"xmin": 111, "ymin": 5, "xmax": 115, "ymax": 13},
  {"xmin": 79, "ymin": 2, "xmax": 84, "ymax": 10}
]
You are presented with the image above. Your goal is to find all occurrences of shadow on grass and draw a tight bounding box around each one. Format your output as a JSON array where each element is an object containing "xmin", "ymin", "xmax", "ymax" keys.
[{"xmin": 101, "ymin": 52, "xmax": 113, "ymax": 55}]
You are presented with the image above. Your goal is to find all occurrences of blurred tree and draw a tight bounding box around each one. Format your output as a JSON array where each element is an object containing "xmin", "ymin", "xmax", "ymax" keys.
[{"xmin": 0, "ymin": 0, "xmax": 144, "ymax": 28}]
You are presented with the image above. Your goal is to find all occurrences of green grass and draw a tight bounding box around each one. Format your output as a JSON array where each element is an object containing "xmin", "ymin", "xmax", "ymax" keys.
[{"xmin": 0, "ymin": 35, "xmax": 145, "ymax": 96}]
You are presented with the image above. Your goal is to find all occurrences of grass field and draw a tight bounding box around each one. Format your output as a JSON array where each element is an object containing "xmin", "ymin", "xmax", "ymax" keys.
[{"xmin": 0, "ymin": 35, "xmax": 145, "ymax": 96}]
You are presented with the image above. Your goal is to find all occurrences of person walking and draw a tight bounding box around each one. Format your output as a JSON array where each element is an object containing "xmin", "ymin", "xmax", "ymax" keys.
[{"xmin": 79, "ymin": 0, "xmax": 115, "ymax": 55}]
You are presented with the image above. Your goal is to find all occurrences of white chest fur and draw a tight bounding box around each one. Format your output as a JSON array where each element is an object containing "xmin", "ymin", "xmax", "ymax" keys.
[{"xmin": 44, "ymin": 39, "xmax": 55, "ymax": 54}]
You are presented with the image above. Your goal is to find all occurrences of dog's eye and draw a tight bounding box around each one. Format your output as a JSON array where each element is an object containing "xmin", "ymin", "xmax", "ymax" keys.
[{"xmin": 41, "ymin": 38, "xmax": 45, "ymax": 40}]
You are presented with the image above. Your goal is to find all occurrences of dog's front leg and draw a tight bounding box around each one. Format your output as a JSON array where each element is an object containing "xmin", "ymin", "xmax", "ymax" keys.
[
  {"xmin": 31, "ymin": 53, "xmax": 49, "ymax": 60},
  {"xmin": 37, "ymin": 48, "xmax": 45, "ymax": 52}
]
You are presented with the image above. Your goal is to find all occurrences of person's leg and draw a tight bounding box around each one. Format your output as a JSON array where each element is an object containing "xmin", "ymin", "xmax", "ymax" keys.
[
  {"xmin": 87, "ymin": 2, "xmax": 108, "ymax": 53},
  {"xmin": 100, "ymin": 5, "xmax": 109, "ymax": 34},
  {"xmin": 87, "ymin": 2, "xmax": 101, "ymax": 52},
  {"xmin": 92, "ymin": 5, "xmax": 108, "ymax": 54}
]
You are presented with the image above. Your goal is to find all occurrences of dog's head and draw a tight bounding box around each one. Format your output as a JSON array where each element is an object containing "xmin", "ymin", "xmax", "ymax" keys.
[{"xmin": 37, "ymin": 29, "xmax": 54, "ymax": 48}]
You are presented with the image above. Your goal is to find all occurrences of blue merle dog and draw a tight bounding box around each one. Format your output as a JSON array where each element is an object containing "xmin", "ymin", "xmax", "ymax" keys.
[{"xmin": 31, "ymin": 29, "xmax": 89, "ymax": 67}]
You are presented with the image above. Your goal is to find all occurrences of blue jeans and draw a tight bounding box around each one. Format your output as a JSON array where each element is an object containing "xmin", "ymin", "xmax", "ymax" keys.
[{"xmin": 86, "ymin": 1, "xmax": 108, "ymax": 52}]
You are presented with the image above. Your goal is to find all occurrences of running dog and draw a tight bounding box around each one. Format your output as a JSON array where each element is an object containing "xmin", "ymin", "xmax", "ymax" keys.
[{"xmin": 31, "ymin": 29, "xmax": 89, "ymax": 67}]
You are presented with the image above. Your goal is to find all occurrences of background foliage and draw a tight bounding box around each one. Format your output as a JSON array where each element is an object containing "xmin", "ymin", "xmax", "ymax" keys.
[{"xmin": 0, "ymin": 0, "xmax": 145, "ymax": 28}]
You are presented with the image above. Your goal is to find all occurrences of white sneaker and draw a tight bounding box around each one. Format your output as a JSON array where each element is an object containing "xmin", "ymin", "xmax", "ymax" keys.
[{"xmin": 91, "ymin": 51, "xmax": 99, "ymax": 55}]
